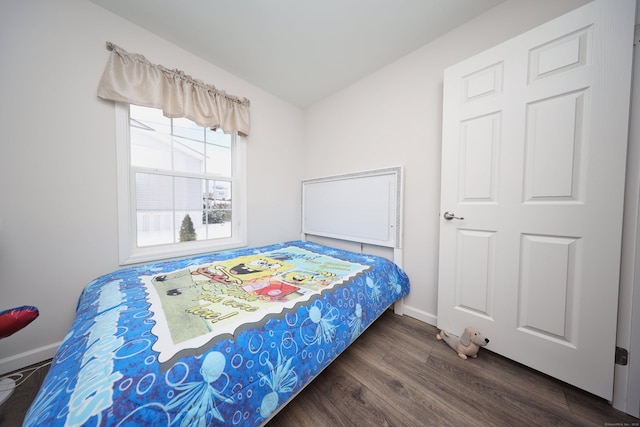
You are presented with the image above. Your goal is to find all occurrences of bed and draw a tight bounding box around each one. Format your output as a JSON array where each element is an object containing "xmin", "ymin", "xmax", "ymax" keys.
[{"xmin": 23, "ymin": 167, "xmax": 409, "ymax": 427}]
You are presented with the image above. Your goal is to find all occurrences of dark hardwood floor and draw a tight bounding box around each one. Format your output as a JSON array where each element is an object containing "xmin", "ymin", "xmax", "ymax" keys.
[
  {"xmin": 0, "ymin": 360, "xmax": 51, "ymax": 427},
  {"xmin": 1, "ymin": 311, "xmax": 638, "ymax": 426},
  {"xmin": 267, "ymin": 310, "xmax": 639, "ymax": 427}
]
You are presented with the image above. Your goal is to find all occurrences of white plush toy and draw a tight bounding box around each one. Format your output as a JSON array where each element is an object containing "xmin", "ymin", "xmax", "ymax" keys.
[{"xmin": 436, "ymin": 327, "xmax": 489, "ymax": 360}]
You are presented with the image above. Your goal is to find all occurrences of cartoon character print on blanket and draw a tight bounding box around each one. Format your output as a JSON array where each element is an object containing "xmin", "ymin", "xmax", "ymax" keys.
[{"xmin": 143, "ymin": 245, "xmax": 370, "ymax": 366}]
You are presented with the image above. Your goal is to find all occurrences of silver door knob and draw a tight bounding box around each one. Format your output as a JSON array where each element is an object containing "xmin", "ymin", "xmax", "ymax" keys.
[{"xmin": 443, "ymin": 211, "xmax": 464, "ymax": 221}]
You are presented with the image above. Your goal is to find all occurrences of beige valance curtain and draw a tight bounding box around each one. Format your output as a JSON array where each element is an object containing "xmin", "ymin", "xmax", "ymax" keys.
[{"xmin": 97, "ymin": 42, "xmax": 251, "ymax": 137}]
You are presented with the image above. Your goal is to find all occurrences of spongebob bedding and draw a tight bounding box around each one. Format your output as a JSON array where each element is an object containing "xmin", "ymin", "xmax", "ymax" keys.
[{"xmin": 23, "ymin": 240, "xmax": 409, "ymax": 427}]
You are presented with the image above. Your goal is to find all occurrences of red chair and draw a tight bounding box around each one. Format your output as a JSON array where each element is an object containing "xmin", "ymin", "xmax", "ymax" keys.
[{"xmin": 0, "ymin": 306, "xmax": 39, "ymax": 405}]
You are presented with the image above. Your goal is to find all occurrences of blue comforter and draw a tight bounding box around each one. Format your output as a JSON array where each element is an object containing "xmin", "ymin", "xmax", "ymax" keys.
[{"xmin": 23, "ymin": 241, "xmax": 409, "ymax": 426}]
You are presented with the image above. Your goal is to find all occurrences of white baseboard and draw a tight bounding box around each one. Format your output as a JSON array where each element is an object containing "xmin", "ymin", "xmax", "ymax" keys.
[
  {"xmin": 0, "ymin": 342, "xmax": 60, "ymax": 376},
  {"xmin": 402, "ymin": 305, "xmax": 437, "ymax": 326}
]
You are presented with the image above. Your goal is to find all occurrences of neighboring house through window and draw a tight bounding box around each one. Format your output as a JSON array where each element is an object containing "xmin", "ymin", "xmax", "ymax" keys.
[
  {"xmin": 97, "ymin": 43, "xmax": 250, "ymax": 264},
  {"xmin": 115, "ymin": 103, "xmax": 247, "ymax": 264}
]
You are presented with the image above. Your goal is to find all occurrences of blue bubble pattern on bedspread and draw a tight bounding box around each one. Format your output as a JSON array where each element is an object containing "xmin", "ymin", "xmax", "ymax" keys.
[{"xmin": 23, "ymin": 240, "xmax": 409, "ymax": 427}]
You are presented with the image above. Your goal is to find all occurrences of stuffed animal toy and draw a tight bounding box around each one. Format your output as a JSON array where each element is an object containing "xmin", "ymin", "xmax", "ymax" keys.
[{"xmin": 436, "ymin": 327, "xmax": 489, "ymax": 360}]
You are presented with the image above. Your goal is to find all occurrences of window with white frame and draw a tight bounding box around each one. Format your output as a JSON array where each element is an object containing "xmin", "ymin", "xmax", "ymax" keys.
[{"xmin": 116, "ymin": 103, "xmax": 247, "ymax": 265}]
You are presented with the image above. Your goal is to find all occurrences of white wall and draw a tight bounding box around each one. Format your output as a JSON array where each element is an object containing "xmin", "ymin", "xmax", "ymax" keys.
[
  {"xmin": 0, "ymin": 0, "xmax": 594, "ymax": 374},
  {"xmin": 0, "ymin": 0, "xmax": 304, "ymax": 373},
  {"xmin": 302, "ymin": 0, "xmax": 591, "ymax": 324}
]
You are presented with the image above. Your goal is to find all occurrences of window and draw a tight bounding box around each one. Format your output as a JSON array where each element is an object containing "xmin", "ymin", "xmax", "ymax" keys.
[{"xmin": 116, "ymin": 103, "xmax": 246, "ymax": 264}]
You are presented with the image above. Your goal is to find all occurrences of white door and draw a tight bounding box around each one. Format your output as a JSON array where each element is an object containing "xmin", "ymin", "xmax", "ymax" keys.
[{"xmin": 438, "ymin": 0, "xmax": 635, "ymax": 400}]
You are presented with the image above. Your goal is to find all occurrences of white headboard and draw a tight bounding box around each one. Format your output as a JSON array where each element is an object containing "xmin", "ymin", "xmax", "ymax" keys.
[{"xmin": 301, "ymin": 166, "xmax": 403, "ymax": 250}]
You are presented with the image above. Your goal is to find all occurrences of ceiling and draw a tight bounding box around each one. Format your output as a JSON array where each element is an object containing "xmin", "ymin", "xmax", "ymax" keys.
[{"xmin": 88, "ymin": 0, "xmax": 506, "ymax": 107}]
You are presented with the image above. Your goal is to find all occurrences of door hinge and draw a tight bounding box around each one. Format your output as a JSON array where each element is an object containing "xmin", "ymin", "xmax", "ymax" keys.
[{"xmin": 615, "ymin": 346, "xmax": 629, "ymax": 366}]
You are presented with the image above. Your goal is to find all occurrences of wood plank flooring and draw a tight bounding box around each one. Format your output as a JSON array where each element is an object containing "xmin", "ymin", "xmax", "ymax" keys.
[
  {"xmin": 267, "ymin": 310, "xmax": 639, "ymax": 427},
  {"xmin": 0, "ymin": 360, "xmax": 51, "ymax": 427},
  {"xmin": 1, "ymin": 310, "xmax": 638, "ymax": 426}
]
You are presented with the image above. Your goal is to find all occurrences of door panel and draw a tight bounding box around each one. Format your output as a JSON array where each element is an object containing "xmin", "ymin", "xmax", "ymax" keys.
[
  {"xmin": 438, "ymin": 0, "xmax": 635, "ymax": 400},
  {"xmin": 460, "ymin": 114, "xmax": 500, "ymax": 201},
  {"xmin": 456, "ymin": 229, "xmax": 495, "ymax": 317},
  {"xmin": 524, "ymin": 91, "xmax": 585, "ymax": 200},
  {"xmin": 518, "ymin": 233, "xmax": 578, "ymax": 341}
]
